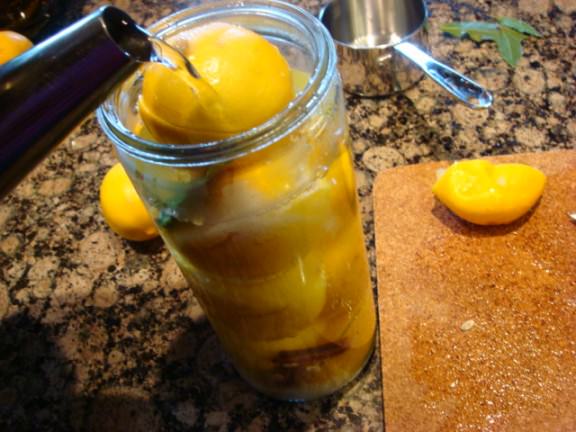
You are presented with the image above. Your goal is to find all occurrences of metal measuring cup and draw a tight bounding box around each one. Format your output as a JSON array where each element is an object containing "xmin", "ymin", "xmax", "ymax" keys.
[{"xmin": 319, "ymin": 0, "xmax": 493, "ymax": 108}]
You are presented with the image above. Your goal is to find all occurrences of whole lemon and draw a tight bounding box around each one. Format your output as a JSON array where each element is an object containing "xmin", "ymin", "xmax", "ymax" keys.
[
  {"xmin": 139, "ymin": 22, "xmax": 294, "ymax": 144},
  {"xmin": 99, "ymin": 163, "xmax": 159, "ymax": 241},
  {"xmin": 0, "ymin": 30, "xmax": 33, "ymax": 65}
]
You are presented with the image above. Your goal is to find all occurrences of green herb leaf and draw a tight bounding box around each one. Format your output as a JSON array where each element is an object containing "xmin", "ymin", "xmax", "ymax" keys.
[
  {"xmin": 440, "ymin": 22, "xmax": 467, "ymax": 38},
  {"xmin": 156, "ymin": 209, "xmax": 176, "ymax": 228},
  {"xmin": 440, "ymin": 17, "xmax": 540, "ymax": 68},
  {"xmin": 467, "ymin": 27, "xmax": 501, "ymax": 43},
  {"xmin": 440, "ymin": 22, "xmax": 500, "ymax": 41},
  {"xmin": 154, "ymin": 188, "xmax": 190, "ymax": 228},
  {"xmin": 152, "ymin": 172, "xmax": 210, "ymax": 228},
  {"xmin": 498, "ymin": 17, "xmax": 542, "ymax": 37},
  {"xmin": 496, "ymin": 27, "xmax": 526, "ymax": 67}
]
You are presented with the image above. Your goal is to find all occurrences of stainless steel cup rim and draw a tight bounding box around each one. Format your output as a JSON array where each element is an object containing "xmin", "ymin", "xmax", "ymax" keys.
[{"xmin": 318, "ymin": 1, "xmax": 428, "ymax": 51}]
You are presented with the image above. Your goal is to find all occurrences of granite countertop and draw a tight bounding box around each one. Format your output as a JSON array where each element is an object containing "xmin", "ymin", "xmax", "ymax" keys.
[{"xmin": 1, "ymin": 0, "xmax": 574, "ymax": 430}]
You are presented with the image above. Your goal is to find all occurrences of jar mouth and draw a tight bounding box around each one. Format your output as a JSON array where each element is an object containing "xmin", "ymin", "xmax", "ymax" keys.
[{"xmin": 97, "ymin": 0, "xmax": 337, "ymax": 167}]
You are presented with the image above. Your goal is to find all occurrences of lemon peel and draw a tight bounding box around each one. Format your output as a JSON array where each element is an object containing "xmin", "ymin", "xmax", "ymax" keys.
[
  {"xmin": 99, "ymin": 163, "xmax": 159, "ymax": 241},
  {"xmin": 0, "ymin": 30, "xmax": 33, "ymax": 65}
]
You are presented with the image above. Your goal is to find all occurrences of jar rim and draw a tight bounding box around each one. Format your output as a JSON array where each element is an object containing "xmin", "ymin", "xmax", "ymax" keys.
[{"xmin": 97, "ymin": 0, "xmax": 337, "ymax": 167}]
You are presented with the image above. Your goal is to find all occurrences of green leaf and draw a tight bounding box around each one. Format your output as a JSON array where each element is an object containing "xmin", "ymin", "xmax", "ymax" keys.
[
  {"xmin": 440, "ymin": 18, "xmax": 541, "ymax": 68},
  {"xmin": 498, "ymin": 17, "xmax": 542, "ymax": 37},
  {"xmin": 440, "ymin": 22, "xmax": 500, "ymax": 40},
  {"xmin": 496, "ymin": 27, "xmax": 526, "ymax": 67},
  {"xmin": 440, "ymin": 22, "xmax": 467, "ymax": 38},
  {"xmin": 154, "ymin": 189, "xmax": 190, "ymax": 228},
  {"xmin": 156, "ymin": 209, "xmax": 175, "ymax": 227},
  {"xmin": 467, "ymin": 27, "xmax": 501, "ymax": 43}
]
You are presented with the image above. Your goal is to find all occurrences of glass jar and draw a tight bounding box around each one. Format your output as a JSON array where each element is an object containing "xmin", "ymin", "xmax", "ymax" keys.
[{"xmin": 98, "ymin": 0, "xmax": 376, "ymax": 401}]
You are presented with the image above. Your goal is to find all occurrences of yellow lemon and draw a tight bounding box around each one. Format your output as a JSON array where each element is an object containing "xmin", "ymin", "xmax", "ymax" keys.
[
  {"xmin": 432, "ymin": 159, "xmax": 547, "ymax": 225},
  {"xmin": 139, "ymin": 22, "xmax": 294, "ymax": 144},
  {"xmin": 0, "ymin": 30, "xmax": 33, "ymax": 65},
  {"xmin": 99, "ymin": 163, "xmax": 159, "ymax": 241}
]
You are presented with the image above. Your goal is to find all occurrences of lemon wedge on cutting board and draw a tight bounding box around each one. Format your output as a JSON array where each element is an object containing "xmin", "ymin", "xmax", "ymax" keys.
[{"xmin": 433, "ymin": 159, "xmax": 547, "ymax": 225}]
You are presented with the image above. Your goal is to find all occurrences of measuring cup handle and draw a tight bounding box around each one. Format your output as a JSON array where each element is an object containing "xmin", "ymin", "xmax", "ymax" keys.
[{"xmin": 395, "ymin": 41, "xmax": 493, "ymax": 109}]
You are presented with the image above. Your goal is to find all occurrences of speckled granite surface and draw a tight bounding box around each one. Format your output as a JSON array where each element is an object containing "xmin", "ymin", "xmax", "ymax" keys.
[{"xmin": 1, "ymin": 0, "xmax": 575, "ymax": 430}]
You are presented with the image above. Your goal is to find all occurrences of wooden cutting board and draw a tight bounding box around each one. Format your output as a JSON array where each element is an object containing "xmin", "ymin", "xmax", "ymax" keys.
[{"xmin": 374, "ymin": 150, "xmax": 576, "ymax": 432}]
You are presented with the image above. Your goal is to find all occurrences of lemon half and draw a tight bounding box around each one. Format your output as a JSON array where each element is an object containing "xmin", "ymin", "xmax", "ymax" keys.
[{"xmin": 433, "ymin": 160, "xmax": 547, "ymax": 225}]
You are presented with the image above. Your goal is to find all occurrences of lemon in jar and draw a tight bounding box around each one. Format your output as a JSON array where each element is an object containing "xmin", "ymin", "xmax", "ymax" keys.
[{"xmin": 139, "ymin": 22, "xmax": 294, "ymax": 144}]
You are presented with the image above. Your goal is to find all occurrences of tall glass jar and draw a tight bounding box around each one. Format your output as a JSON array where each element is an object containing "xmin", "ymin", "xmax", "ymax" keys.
[{"xmin": 98, "ymin": 0, "xmax": 376, "ymax": 401}]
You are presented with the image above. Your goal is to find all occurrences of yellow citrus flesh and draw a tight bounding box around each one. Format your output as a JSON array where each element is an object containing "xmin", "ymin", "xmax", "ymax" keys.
[
  {"xmin": 0, "ymin": 30, "xmax": 33, "ymax": 65},
  {"xmin": 161, "ymin": 142, "xmax": 357, "ymax": 280},
  {"xmin": 99, "ymin": 163, "xmax": 159, "ymax": 241},
  {"xmin": 139, "ymin": 22, "xmax": 294, "ymax": 144},
  {"xmin": 432, "ymin": 160, "xmax": 547, "ymax": 225}
]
